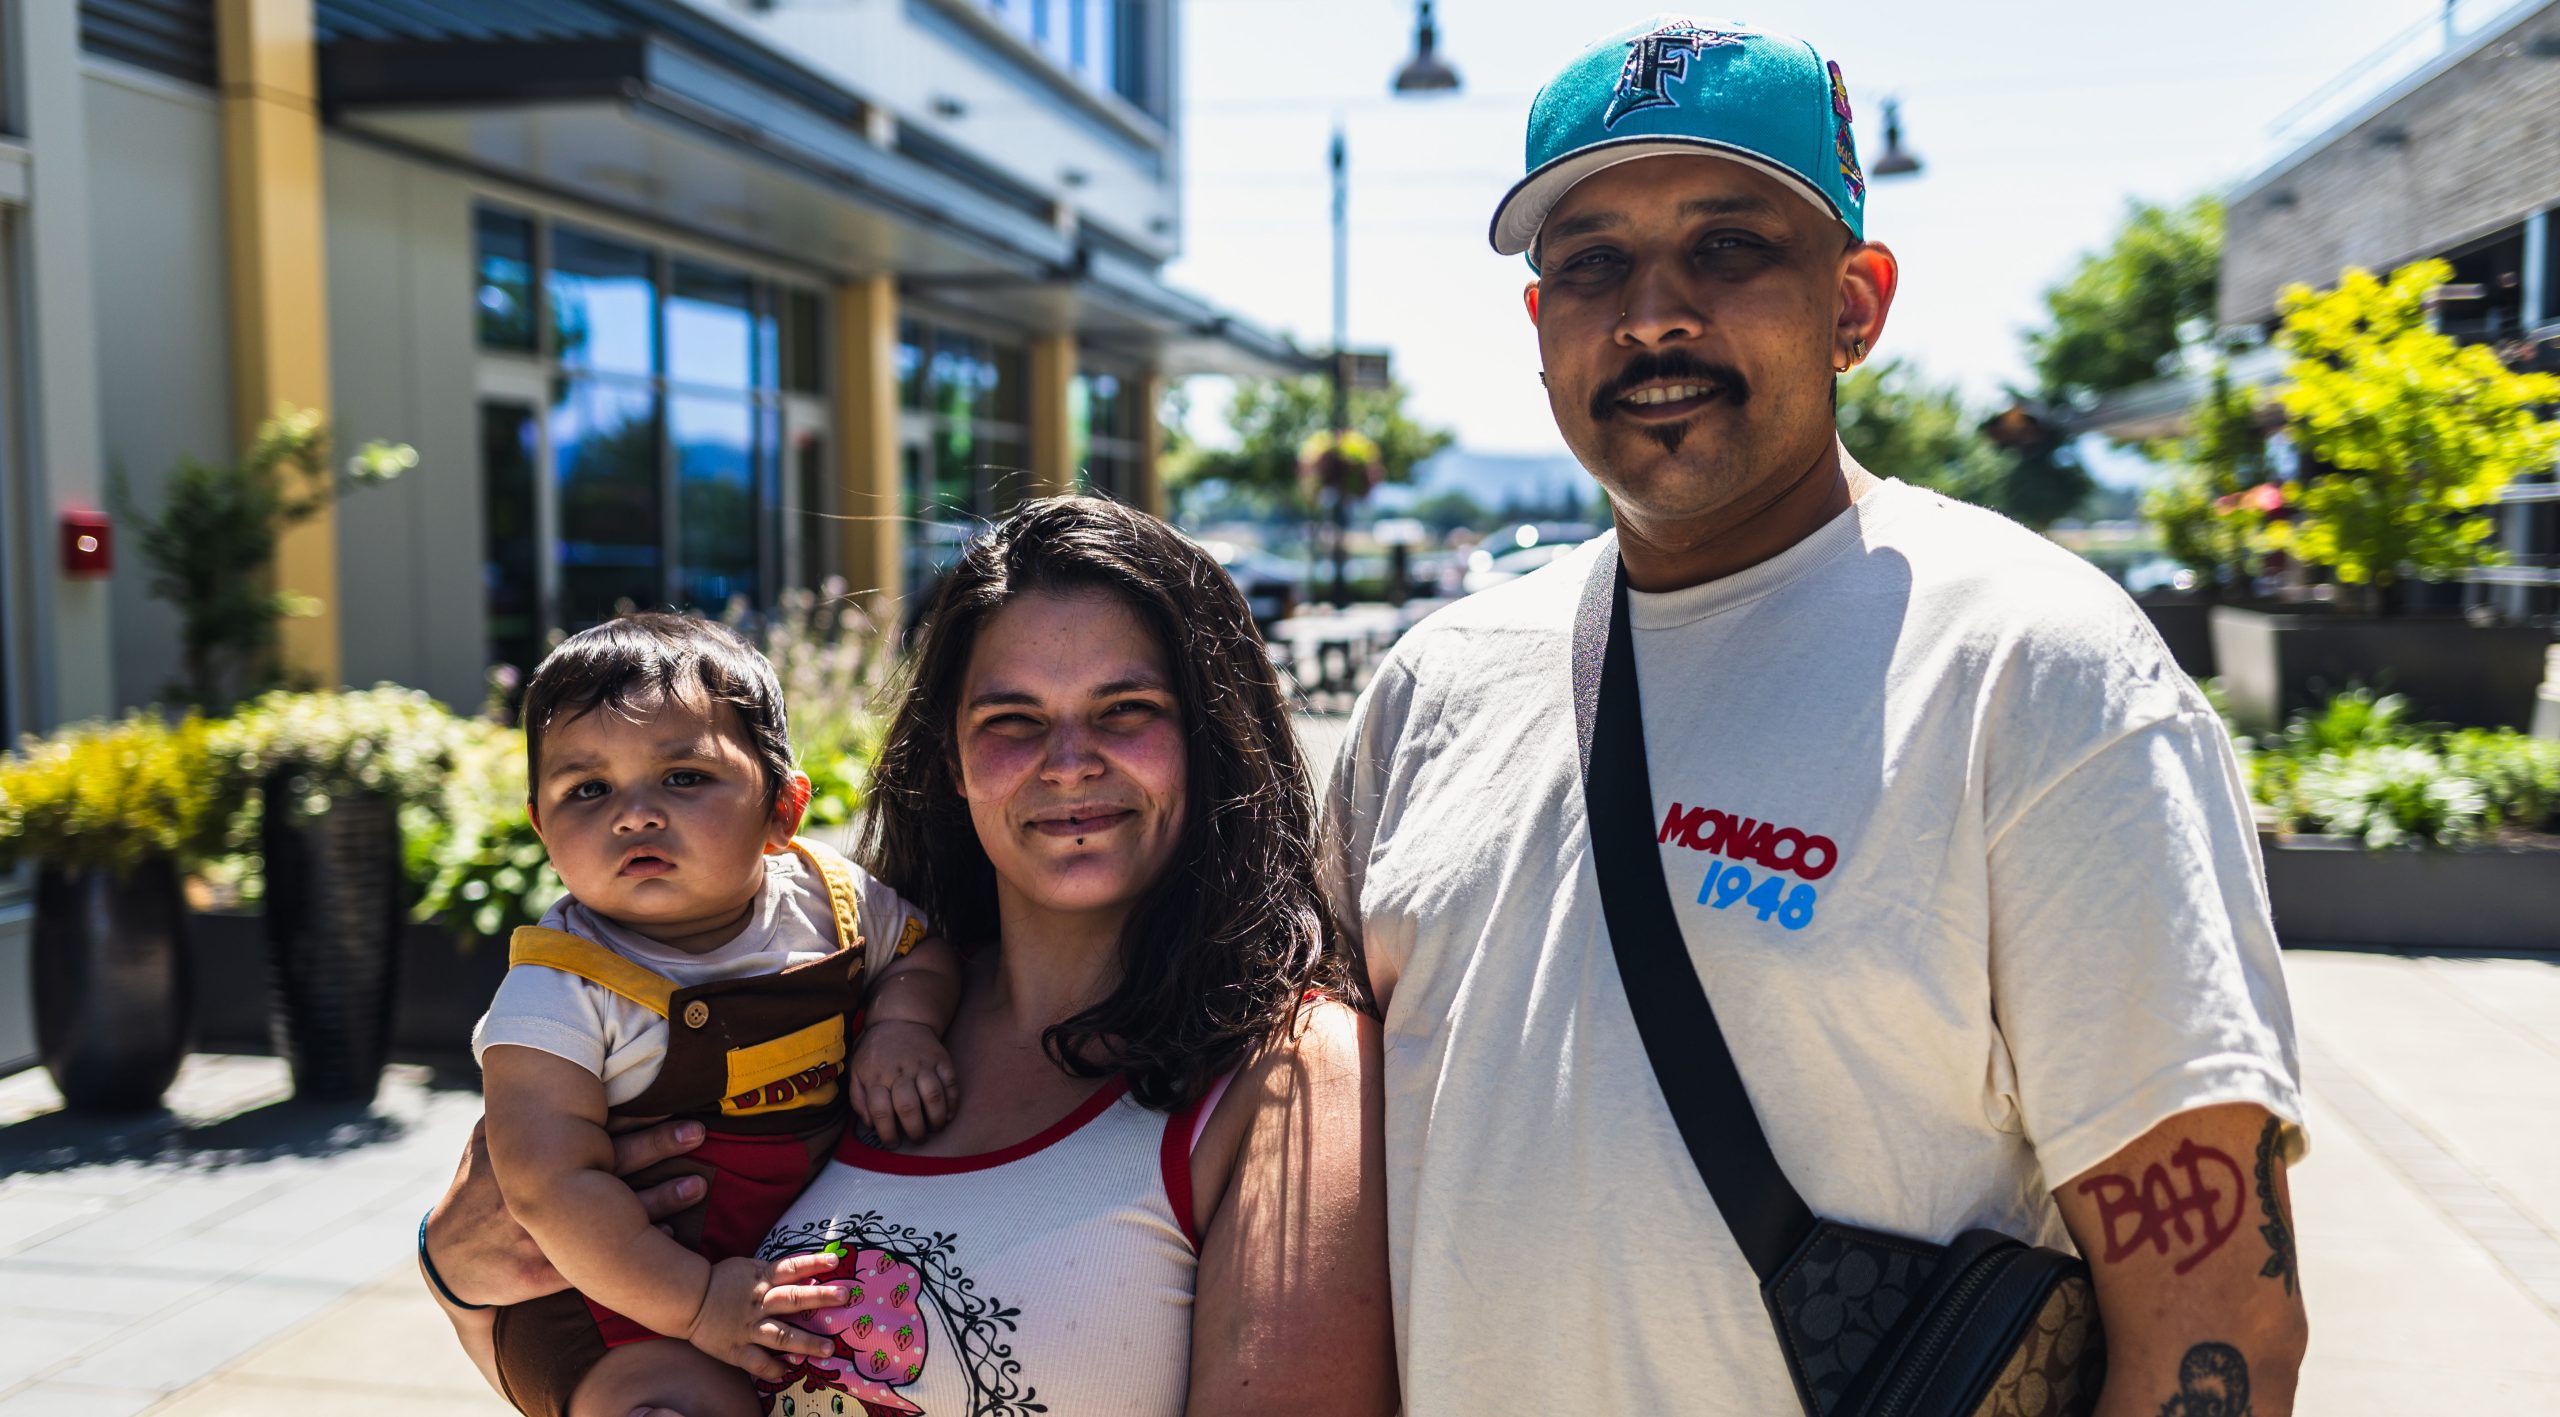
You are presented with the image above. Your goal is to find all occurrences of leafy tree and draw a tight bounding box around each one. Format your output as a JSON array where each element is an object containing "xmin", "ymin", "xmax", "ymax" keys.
[
  {"xmin": 2141, "ymin": 364, "xmax": 2269, "ymax": 590},
  {"xmin": 1166, "ymin": 376, "xmax": 1455, "ymax": 513},
  {"xmin": 1836, "ymin": 360, "xmax": 2093, "ymax": 531},
  {"xmin": 1837, "ymin": 359, "xmax": 2006, "ymax": 497},
  {"xmin": 115, "ymin": 407, "xmax": 416, "ymax": 708},
  {"xmin": 2027, "ymin": 195, "xmax": 2224, "ymax": 407},
  {"xmin": 1409, "ymin": 487, "xmax": 1490, "ymax": 536},
  {"xmin": 2253, "ymin": 260, "xmax": 2560, "ymax": 611}
]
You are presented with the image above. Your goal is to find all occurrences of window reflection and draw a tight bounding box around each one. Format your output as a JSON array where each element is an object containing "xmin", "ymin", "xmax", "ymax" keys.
[
  {"xmin": 551, "ymin": 379, "xmax": 664, "ymax": 626},
  {"xmin": 668, "ymin": 261, "xmax": 754, "ymax": 390},
  {"xmin": 481, "ymin": 402, "xmax": 542, "ymax": 673},
  {"xmin": 550, "ymin": 230, "xmax": 657, "ymax": 378},
  {"xmin": 476, "ymin": 208, "xmax": 537, "ymax": 352},
  {"xmin": 673, "ymin": 393, "xmax": 759, "ymax": 611}
]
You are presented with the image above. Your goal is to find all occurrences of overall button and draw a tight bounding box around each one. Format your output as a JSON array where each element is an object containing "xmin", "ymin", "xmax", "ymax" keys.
[{"xmin": 683, "ymin": 1000, "xmax": 711, "ymax": 1029}]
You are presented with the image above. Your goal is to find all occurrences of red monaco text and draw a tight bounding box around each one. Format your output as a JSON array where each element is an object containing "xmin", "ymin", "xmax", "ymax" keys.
[{"xmin": 1656, "ymin": 803, "xmax": 1838, "ymax": 882}]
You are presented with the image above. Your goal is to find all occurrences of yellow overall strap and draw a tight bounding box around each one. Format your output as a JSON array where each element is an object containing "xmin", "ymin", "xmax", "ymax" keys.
[
  {"xmin": 507, "ymin": 927, "xmax": 678, "ymax": 1018},
  {"xmin": 785, "ymin": 836, "xmax": 871, "ymax": 958}
]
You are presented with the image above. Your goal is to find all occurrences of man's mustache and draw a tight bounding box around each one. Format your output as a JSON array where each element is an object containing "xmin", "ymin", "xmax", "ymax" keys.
[{"xmin": 1587, "ymin": 353, "xmax": 1750, "ymax": 423}]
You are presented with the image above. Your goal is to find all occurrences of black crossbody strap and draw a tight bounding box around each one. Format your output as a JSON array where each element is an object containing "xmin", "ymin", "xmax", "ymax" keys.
[{"xmin": 1572, "ymin": 542, "xmax": 1817, "ymax": 1283}]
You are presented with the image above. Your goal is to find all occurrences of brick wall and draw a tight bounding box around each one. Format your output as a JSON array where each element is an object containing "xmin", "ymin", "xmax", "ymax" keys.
[{"xmin": 2222, "ymin": 3, "xmax": 2560, "ymax": 327}]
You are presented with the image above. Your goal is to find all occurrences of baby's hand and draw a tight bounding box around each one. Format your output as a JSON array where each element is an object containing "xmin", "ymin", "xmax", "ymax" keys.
[
  {"xmin": 685, "ymin": 1253, "xmax": 848, "ymax": 1381},
  {"xmin": 850, "ymin": 1020, "xmax": 960, "ymax": 1146}
]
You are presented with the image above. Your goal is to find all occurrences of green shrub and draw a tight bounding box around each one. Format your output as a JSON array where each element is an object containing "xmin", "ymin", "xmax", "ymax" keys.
[
  {"xmin": 730, "ymin": 580, "xmax": 894, "ymax": 831},
  {"xmin": 0, "ymin": 714, "xmax": 226, "ymax": 875},
  {"xmin": 2291, "ymin": 745, "xmax": 2486, "ymax": 849},
  {"xmin": 2237, "ymin": 687, "xmax": 2559, "ymax": 847},
  {"xmin": 201, "ymin": 685, "xmax": 475, "ymax": 907},
  {"xmin": 412, "ymin": 719, "xmax": 564, "ymax": 944},
  {"xmin": 2441, "ymin": 730, "xmax": 2560, "ymax": 833}
]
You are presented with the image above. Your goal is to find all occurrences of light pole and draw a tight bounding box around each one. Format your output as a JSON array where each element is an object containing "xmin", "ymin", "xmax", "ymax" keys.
[
  {"xmin": 1325, "ymin": 124, "xmax": 1353, "ymax": 605},
  {"xmin": 1316, "ymin": 4, "xmax": 1461, "ymax": 606}
]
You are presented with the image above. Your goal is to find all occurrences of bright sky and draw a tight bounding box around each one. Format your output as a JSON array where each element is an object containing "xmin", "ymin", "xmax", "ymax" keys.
[{"xmin": 1163, "ymin": 0, "xmax": 2463, "ymax": 461}]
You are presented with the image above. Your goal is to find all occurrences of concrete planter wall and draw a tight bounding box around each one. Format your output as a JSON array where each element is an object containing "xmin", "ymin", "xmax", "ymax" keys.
[
  {"xmin": 2135, "ymin": 598, "xmax": 2217, "ymax": 679},
  {"xmin": 192, "ymin": 911, "xmax": 506, "ymax": 1064},
  {"xmin": 2259, "ymin": 834, "xmax": 2560, "ymax": 952},
  {"xmin": 2210, "ymin": 606, "xmax": 2551, "ymax": 731}
]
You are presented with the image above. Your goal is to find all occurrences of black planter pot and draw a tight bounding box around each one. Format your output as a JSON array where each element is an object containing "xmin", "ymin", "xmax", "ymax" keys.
[
  {"xmin": 2134, "ymin": 595, "xmax": 2218, "ymax": 679},
  {"xmin": 2209, "ymin": 606, "xmax": 2553, "ymax": 732},
  {"xmin": 32, "ymin": 857, "xmax": 193, "ymax": 1111},
  {"xmin": 262, "ymin": 783, "xmax": 405, "ymax": 1104},
  {"xmin": 2259, "ymin": 834, "xmax": 2560, "ymax": 952}
]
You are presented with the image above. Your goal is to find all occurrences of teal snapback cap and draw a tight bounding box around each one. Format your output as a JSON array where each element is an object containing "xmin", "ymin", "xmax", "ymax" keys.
[{"xmin": 1491, "ymin": 15, "xmax": 1866, "ymax": 263}]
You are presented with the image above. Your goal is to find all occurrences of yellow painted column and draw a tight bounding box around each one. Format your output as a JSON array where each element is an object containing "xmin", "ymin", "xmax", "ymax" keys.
[
  {"xmin": 218, "ymin": 0, "xmax": 338, "ymax": 687},
  {"xmin": 834, "ymin": 276, "xmax": 906, "ymax": 613},
  {"xmin": 1029, "ymin": 332, "xmax": 1078, "ymax": 498},
  {"xmin": 1136, "ymin": 369, "xmax": 1168, "ymax": 519}
]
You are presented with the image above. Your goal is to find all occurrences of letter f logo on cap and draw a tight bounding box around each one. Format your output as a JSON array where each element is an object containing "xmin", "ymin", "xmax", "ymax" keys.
[{"xmin": 1603, "ymin": 21, "xmax": 1745, "ymax": 129}]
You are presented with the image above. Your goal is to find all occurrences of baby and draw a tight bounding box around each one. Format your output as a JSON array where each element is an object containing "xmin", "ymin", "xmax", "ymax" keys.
[{"xmin": 473, "ymin": 613, "xmax": 963, "ymax": 1417}]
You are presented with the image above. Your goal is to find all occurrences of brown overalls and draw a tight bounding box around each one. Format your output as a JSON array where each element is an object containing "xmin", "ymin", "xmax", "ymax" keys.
[{"xmin": 490, "ymin": 837, "xmax": 908, "ymax": 1417}]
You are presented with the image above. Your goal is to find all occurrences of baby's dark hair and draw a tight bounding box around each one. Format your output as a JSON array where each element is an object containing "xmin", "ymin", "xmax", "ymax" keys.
[{"xmin": 519, "ymin": 613, "xmax": 796, "ymax": 807}]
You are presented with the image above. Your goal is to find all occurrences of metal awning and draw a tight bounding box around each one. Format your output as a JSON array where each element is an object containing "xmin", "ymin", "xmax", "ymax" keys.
[{"xmin": 315, "ymin": 2, "xmax": 1315, "ymax": 379}]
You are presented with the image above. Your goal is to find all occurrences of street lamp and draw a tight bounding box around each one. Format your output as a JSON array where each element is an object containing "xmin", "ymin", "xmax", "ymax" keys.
[
  {"xmin": 1870, "ymin": 97, "xmax": 1924, "ymax": 178},
  {"xmin": 1392, "ymin": 1, "xmax": 1462, "ymax": 94}
]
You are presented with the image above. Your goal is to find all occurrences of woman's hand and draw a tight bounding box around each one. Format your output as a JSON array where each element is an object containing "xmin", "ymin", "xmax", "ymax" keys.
[
  {"xmin": 422, "ymin": 1116, "xmax": 711, "ymax": 1309},
  {"xmin": 684, "ymin": 1253, "xmax": 850, "ymax": 1381}
]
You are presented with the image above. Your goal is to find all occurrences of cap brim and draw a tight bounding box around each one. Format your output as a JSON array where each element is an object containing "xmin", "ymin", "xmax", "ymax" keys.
[{"xmin": 1489, "ymin": 136, "xmax": 1847, "ymax": 262}]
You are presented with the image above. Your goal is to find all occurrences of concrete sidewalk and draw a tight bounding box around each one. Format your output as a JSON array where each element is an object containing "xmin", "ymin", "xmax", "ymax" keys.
[{"xmin": 1, "ymin": 948, "xmax": 2555, "ymax": 1415}]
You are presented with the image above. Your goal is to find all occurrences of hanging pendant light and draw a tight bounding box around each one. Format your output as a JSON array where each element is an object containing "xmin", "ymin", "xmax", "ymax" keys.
[
  {"xmin": 1393, "ymin": 1, "xmax": 1462, "ymax": 94},
  {"xmin": 1871, "ymin": 97, "xmax": 1924, "ymax": 178}
]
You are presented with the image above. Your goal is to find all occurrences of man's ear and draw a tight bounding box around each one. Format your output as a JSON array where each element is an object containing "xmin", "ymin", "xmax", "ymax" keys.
[
  {"xmin": 1524, "ymin": 281, "xmax": 1542, "ymax": 325},
  {"xmin": 769, "ymin": 773, "xmax": 813, "ymax": 849},
  {"xmin": 1837, "ymin": 240, "xmax": 1900, "ymax": 362}
]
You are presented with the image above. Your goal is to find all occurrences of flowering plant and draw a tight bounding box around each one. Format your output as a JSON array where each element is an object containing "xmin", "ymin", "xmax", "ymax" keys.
[{"xmin": 0, "ymin": 713, "xmax": 225, "ymax": 875}]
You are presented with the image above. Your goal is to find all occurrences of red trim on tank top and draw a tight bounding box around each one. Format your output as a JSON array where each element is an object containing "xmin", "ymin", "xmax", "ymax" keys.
[
  {"xmin": 1161, "ymin": 1089, "xmax": 1208, "ymax": 1250},
  {"xmin": 834, "ymin": 1074, "xmax": 1133, "ymax": 1174}
]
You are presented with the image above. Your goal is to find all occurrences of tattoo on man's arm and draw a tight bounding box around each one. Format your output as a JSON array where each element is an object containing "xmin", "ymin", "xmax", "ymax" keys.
[
  {"xmin": 2253, "ymin": 1116, "xmax": 2296, "ymax": 1296},
  {"xmin": 2072, "ymin": 1140, "xmax": 2244, "ymax": 1274},
  {"xmin": 2156, "ymin": 1341, "xmax": 2250, "ymax": 1417}
]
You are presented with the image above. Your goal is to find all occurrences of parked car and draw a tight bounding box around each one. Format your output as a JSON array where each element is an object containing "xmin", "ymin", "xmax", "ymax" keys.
[{"xmin": 1197, "ymin": 539, "xmax": 1303, "ymax": 629}]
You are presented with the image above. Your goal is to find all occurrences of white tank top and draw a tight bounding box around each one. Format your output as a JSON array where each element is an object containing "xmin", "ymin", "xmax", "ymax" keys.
[{"xmin": 757, "ymin": 1072, "xmax": 1230, "ymax": 1417}]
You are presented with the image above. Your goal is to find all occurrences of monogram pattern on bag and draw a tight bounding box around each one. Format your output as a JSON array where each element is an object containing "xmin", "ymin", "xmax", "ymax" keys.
[
  {"xmin": 1771, "ymin": 1228, "xmax": 1941, "ymax": 1415},
  {"xmin": 1969, "ymin": 1274, "xmax": 2106, "ymax": 1417}
]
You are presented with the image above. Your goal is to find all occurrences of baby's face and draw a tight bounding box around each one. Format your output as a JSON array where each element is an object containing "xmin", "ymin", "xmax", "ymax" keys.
[{"xmin": 530, "ymin": 686, "xmax": 790, "ymax": 947}]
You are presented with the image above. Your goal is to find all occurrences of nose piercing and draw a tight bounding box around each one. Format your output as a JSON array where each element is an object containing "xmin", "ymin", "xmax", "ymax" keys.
[{"xmin": 1539, "ymin": 371, "xmax": 1548, "ymax": 386}]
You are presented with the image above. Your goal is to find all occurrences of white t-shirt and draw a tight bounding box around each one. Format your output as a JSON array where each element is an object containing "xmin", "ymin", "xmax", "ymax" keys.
[
  {"xmin": 473, "ymin": 848, "xmax": 928, "ymax": 1106},
  {"xmin": 1322, "ymin": 480, "xmax": 2305, "ymax": 1416}
]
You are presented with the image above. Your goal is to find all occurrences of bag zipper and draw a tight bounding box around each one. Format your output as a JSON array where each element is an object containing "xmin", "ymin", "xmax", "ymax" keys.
[{"xmin": 1868, "ymin": 1246, "xmax": 2022, "ymax": 1417}]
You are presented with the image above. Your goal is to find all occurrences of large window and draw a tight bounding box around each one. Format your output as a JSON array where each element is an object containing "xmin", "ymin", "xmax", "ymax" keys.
[
  {"xmin": 474, "ymin": 204, "xmax": 826, "ymax": 675},
  {"xmin": 1074, "ymin": 364, "xmax": 1144, "ymax": 504},
  {"xmin": 898, "ymin": 317, "xmax": 1031, "ymax": 594},
  {"xmin": 976, "ymin": 0, "xmax": 1158, "ymax": 117}
]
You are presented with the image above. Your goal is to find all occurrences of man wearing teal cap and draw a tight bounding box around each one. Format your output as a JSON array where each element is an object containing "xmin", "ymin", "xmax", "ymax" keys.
[{"xmin": 1325, "ymin": 17, "xmax": 2311, "ymax": 1415}]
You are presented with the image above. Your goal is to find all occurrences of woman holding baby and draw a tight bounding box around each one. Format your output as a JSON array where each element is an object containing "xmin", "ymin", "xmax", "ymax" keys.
[{"xmin": 421, "ymin": 497, "xmax": 1397, "ymax": 1417}]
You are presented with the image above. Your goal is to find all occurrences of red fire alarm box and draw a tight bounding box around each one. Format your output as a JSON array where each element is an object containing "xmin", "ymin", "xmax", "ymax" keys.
[{"xmin": 61, "ymin": 509, "xmax": 111, "ymax": 577}]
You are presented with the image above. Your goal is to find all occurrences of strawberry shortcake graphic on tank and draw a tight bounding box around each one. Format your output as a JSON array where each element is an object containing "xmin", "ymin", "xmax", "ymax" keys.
[
  {"xmin": 770, "ymin": 1244, "xmax": 929, "ymax": 1417},
  {"xmin": 761, "ymin": 1220, "xmax": 1045, "ymax": 1417}
]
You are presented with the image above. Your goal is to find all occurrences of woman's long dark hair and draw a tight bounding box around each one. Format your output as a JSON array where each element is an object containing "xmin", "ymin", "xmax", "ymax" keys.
[{"xmin": 861, "ymin": 496, "xmax": 1366, "ymax": 1109}]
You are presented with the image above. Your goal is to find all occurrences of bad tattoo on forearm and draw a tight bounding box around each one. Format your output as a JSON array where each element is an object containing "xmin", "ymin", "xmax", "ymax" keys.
[
  {"xmin": 2156, "ymin": 1341, "xmax": 2250, "ymax": 1417},
  {"xmin": 2073, "ymin": 1139, "xmax": 2245, "ymax": 1274},
  {"xmin": 2253, "ymin": 1116, "xmax": 2296, "ymax": 1296}
]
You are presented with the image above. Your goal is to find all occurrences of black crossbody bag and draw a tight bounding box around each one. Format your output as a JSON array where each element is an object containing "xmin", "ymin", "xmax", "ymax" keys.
[{"xmin": 1571, "ymin": 549, "xmax": 2107, "ymax": 1417}]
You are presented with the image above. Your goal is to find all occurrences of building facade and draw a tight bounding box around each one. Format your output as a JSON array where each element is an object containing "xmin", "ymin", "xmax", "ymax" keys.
[
  {"xmin": 2217, "ymin": 0, "xmax": 2560, "ymax": 622},
  {"xmin": 0, "ymin": 0, "xmax": 1304, "ymax": 1074}
]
